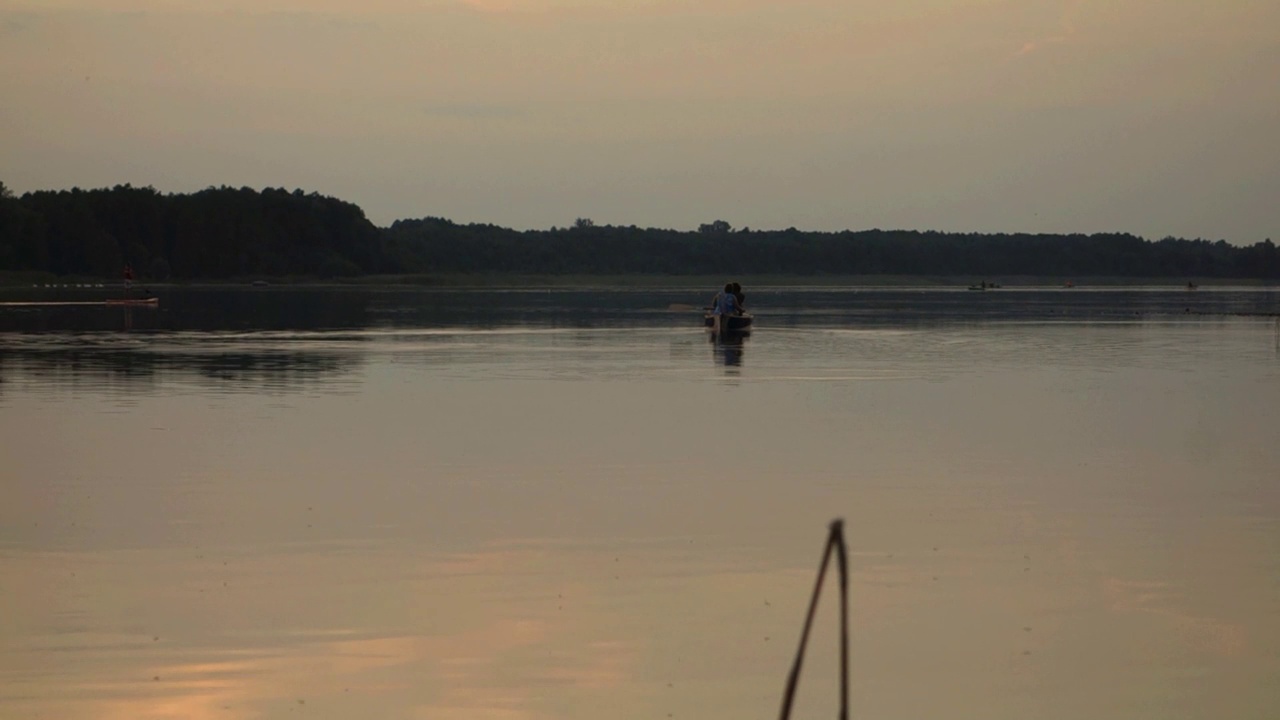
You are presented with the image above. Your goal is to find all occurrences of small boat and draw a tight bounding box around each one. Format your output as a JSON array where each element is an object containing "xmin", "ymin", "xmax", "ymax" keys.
[
  {"xmin": 104, "ymin": 297, "xmax": 159, "ymax": 307},
  {"xmin": 704, "ymin": 313, "xmax": 753, "ymax": 333}
]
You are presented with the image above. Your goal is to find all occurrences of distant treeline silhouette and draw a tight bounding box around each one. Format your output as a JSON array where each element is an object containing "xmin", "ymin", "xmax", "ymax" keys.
[{"xmin": 1, "ymin": 182, "xmax": 1276, "ymax": 280}]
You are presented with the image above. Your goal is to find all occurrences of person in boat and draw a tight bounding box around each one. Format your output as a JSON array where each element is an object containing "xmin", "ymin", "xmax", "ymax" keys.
[
  {"xmin": 711, "ymin": 282, "xmax": 743, "ymax": 334},
  {"xmin": 710, "ymin": 282, "xmax": 745, "ymax": 315}
]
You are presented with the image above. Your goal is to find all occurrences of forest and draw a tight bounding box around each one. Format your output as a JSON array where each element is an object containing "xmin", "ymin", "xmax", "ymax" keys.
[{"xmin": 1, "ymin": 182, "xmax": 1276, "ymax": 280}]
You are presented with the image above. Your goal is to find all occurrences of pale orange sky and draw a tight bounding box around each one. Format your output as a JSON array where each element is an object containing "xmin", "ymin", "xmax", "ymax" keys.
[{"xmin": 1, "ymin": 0, "xmax": 1277, "ymax": 242}]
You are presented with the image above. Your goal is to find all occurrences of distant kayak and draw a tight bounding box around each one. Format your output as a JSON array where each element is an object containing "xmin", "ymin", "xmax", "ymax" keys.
[
  {"xmin": 0, "ymin": 297, "xmax": 160, "ymax": 308},
  {"xmin": 104, "ymin": 297, "xmax": 159, "ymax": 307}
]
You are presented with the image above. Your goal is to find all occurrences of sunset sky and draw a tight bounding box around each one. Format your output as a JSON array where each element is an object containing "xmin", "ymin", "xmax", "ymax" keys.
[{"xmin": 2, "ymin": 0, "xmax": 1276, "ymax": 242}]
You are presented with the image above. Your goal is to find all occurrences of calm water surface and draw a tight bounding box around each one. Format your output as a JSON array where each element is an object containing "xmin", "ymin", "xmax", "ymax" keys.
[{"xmin": 2, "ymin": 287, "xmax": 1278, "ymax": 720}]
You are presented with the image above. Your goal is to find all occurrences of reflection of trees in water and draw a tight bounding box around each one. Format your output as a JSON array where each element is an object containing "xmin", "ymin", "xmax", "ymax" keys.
[
  {"xmin": 0, "ymin": 288, "xmax": 700, "ymax": 334},
  {"xmin": 760, "ymin": 288, "xmax": 1280, "ymax": 327},
  {"xmin": 368, "ymin": 290, "xmax": 688, "ymax": 330},
  {"xmin": 184, "ymin": 351, "xmax": 356, "ymax": 391},
  {"xmin": 0, "ymin": 289, "xmax": 378, "ymax": 334},
  {"xmin": 0, "ymin": 347, "xmax": 359, "ymax": 395}
]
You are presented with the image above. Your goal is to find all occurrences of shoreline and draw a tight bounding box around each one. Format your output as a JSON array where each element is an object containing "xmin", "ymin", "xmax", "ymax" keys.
[{"xmin": 2, "ymin": 273, "xmax": 1277, "ymax": 290}]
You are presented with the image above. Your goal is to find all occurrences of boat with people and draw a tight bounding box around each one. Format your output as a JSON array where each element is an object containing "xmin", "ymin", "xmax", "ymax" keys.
[
  {"xmin": 103, "ymin": 263, "xmax": 159, "ymax": 307},
  {"xmin": 704, "ymin": 312, "xmax": 753, "ymax": 333},
  {"xmin": 705, "ymin": 281, "xmax": 752, "ymax": 334}
]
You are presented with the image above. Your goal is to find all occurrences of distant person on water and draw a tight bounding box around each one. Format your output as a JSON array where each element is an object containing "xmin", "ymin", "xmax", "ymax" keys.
[
  {"xmin": 711, "ymin": 282, "xmax": 743, "ymax": 335},
  {"xmin": 710, "ymin": 282, "xmax": 745, "ymax": 315}
]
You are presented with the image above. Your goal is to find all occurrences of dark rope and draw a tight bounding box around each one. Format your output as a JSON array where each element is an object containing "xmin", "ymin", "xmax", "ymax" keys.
[{"xmin": 778, "ymin": 519, "xmax": 850, "ymax": 720}]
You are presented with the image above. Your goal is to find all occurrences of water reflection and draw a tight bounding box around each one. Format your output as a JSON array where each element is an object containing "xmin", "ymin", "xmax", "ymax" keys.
[
  {"xmin": 0, "ymin": 340, "xmax": 359, "ymax": 396},
  {"xmin": 3, "ymin": 287, "xmax": 1280, "ymax": 720},
  {"xmin": 0, "ymin": 540, "xmax": 705, "ymax": 720},
  {"xmin": 711, "ymin": 332, "xmax": 748, "ymax": 371},
  {"xmin": 3, "ymin": 286, "xmax": 1276, "ymax": 336}
]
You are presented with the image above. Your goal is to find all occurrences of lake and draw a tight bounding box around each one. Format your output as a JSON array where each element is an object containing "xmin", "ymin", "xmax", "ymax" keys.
[{"xmin": 2, "ymin": 286, "xmax": 1278, "ymax": 720}]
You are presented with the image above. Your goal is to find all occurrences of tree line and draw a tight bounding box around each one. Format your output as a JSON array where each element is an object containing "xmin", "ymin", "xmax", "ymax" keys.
[{"xmin": 1, "ymin": 182, "xmax": 1276, "ymax": 280}]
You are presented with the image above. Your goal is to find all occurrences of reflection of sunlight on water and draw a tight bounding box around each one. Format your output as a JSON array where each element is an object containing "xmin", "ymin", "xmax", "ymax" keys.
[
  {"xmin": 5, "ymin": 503, "xmax": 1280, "ymax": 720},
  {"xmin": 1, "ymin": 541, "xmax": 659, "ymax": 720},
  {"xmin": 1102, "ymin": 579, "xmax": 1246, "ymax": 657}
]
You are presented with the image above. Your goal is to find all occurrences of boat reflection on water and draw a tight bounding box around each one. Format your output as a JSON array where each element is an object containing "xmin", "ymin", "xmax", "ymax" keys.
[{"xmin": 711, "ymin": 329, "xmax": 748, "ymax": 371}]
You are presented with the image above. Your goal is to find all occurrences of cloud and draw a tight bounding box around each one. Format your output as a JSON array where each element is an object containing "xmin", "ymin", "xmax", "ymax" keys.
[
  {"xmin": 422, "ymin": 102, "xmax": 525, "ymax": 119},
  {"xmin": 455, "ymin": 0, "xmax": 556, "ymax": 12},
  {"xmin": 1014, "ymin": 0, "xmax": 1083, "ymax": 57},
  {"xmin": 0, "ymin": 14, "xmax": 33, "ymax": 39},
  {"xmin": 452, "ymin": 0, "xmax": 666, "ymax": 13}
]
